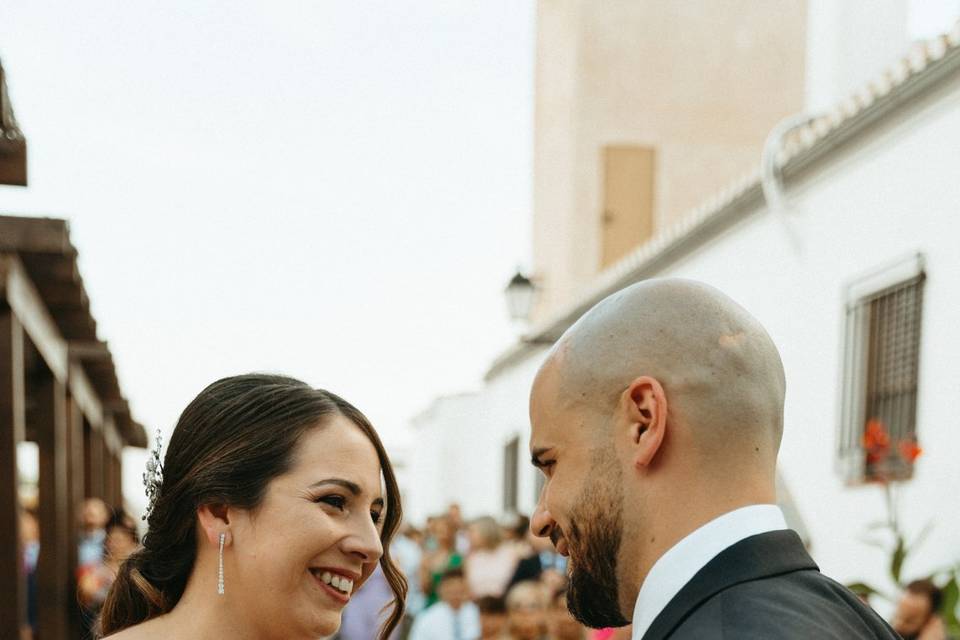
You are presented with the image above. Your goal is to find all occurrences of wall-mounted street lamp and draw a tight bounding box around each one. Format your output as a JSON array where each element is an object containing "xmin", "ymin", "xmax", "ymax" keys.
[{"xmin": 504, "ymin": 270, "xmax": 536, "ymax": 323}]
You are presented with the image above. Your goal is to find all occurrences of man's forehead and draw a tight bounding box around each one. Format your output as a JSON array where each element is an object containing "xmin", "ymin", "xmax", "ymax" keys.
[{"xmin": 530, "ymin": 360, "xmax": 583, "ymax": 456}]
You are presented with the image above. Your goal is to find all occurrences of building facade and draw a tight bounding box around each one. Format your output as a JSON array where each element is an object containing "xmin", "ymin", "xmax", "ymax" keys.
[{"xmin": 406, "ymin": 0, "xmax": 960, "ymax": 604}]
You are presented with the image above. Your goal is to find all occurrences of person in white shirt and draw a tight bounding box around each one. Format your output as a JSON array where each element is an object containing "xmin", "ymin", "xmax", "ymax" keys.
[
  {"xmin": 409, "ymin": 567, "xmax": 481, "ymax": 640},
  {"xmin": 527, "ymin": 278, "xmax": 898, "ymax": 640}
]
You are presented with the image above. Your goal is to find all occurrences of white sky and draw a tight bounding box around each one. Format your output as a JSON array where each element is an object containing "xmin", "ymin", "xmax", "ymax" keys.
[{"xmin": 1, "ymin": 1, "xmax": 534, "ymax": 512}]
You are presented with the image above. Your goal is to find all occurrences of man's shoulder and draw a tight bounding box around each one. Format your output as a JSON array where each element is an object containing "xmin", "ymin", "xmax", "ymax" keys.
[{"xmin": 672, "ymin": 569, "xmax": 899, "ymax": 639}]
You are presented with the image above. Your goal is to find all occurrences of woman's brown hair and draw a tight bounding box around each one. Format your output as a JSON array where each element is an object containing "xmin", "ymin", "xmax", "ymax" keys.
[{"xmin": 100, "ymin": 374, "xmax": 406, "ymax": 639}]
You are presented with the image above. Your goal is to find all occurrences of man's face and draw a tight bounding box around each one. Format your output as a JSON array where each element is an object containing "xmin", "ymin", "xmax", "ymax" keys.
[
  {"xmin": 529, "ymin": 363, "xmax": 630, "ymax": 629},
  {"xmin": 439, "ymin": 576, "xmax": 470, "ymax": 610},
  {"xmin": 892, "ymin": 591, "xmax": 933, "ymax": 637}
]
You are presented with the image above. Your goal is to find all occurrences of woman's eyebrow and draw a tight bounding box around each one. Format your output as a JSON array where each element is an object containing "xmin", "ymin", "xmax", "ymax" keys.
[
  {"xmin": 310, "ymin": 478, "xmax": 362, "ymax": 494},
  {"xmin": 309, "ymin": 478, "xmax": 385, "ymax": 506}
]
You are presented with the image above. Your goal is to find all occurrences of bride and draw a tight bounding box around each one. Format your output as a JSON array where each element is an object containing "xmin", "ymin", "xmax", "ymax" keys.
[{"xmin": 100, "ymin": 373, "xmax": 406, "ymax": 640}]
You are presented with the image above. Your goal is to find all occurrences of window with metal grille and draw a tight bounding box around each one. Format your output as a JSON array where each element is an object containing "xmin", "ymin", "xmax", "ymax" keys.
[
  {"xmin": 838, "ymin": 255, "xmax": 925, "ymax": 483},
  {"xmin": 503, "ymin": 436, "xmax": 519, "ymax": 513}
]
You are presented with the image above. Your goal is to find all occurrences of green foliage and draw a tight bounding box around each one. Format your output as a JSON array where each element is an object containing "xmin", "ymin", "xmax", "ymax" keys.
[
  {"xmin": 846, "ymin": 582, "xmax": 883, "ymax": 600},
  {"xmin": 940, "ymin": 570, "xmax": 959, "ymax": 635},
  {"xmin": 844, "ymin": 484, "xmax": 959, "ymax": 634},
  {"xmin": 890, "ymin": 535, "xmax": 906, "ymax": 584}
]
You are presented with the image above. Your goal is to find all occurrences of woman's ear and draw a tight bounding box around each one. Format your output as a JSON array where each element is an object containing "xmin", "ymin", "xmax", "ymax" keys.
[
  {"xmin": 620, "ymin": 375, "xmax": 668, "ymax": 469},
  {"xmin": 197, "ymin": 504, "xmax": 231, "ymax": 546}
]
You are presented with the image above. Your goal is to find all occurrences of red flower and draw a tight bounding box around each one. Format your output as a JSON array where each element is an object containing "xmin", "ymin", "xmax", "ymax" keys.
[
  {"xmin": 898, "ymin": 440, "xmax": 922, "ymax": 463},
  {"xmin": 863, "ymin": 419, "xmax": 891, "ymax": 463}
]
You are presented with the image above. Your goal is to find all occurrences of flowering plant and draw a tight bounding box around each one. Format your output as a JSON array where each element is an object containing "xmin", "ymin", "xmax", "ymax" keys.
[{"xmin": 847, "ymin": 419, "xmax": 958, "ymax": 634}]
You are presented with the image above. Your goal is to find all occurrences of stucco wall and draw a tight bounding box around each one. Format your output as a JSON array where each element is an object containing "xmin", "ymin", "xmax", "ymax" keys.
[
  {"xmin": 408, "ymin": 53, "xmax": 960, "ymax": 604},
  {"xmin": 532, "ymin": 0, "xmax": 807, "ymax": 322}
]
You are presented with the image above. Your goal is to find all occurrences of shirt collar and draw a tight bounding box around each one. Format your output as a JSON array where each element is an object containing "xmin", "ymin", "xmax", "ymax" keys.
[{"xmin": 630, "ymin": 504, "xmax": 788, "ymax": 640}]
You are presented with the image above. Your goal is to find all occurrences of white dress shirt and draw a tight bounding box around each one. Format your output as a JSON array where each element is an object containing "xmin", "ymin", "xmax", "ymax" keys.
[
  {"xmin": 408, "ymin": 601, "xmax": 481, "ymax": 640},
  {"xmin": 630, "ymin": 504, "xmax": 789, "ymax": 640}
]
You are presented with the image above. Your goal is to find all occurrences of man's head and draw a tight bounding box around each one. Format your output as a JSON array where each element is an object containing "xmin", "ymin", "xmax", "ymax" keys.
[
  {"xmin": 529, "ymin": 279, "xmax": 785, "ymax": 627},
  {"xmin": 892, "ymin": 579, "xmax": 942, "ymax": 638},
  {"xmin": 438, "ymin": 567, "xmax": 470, "ymax": 611},
  {"xmin": 476, "ymin": 595, "xmax": 507, "ymax": 640}
]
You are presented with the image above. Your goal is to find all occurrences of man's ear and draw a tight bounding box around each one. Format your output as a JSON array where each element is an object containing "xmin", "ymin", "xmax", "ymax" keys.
[
  {"xmin": 197, "ymin": 503, "xmax": 231, "ymax": 546},
  {"xmin": 620, "ymin": 376, "xmax": 667, "ymax": 468}
]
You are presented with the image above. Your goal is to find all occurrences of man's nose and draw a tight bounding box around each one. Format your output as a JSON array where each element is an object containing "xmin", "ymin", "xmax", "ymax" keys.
[{"xmin": 530, "ymin": 499, "xmax": 556, "ymax": 538}]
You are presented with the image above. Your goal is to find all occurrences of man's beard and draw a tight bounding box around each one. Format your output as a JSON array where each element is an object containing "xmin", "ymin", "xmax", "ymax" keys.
[{"xmin": 560, "ymin": 461, "xmax": 630, "ymax": 629}]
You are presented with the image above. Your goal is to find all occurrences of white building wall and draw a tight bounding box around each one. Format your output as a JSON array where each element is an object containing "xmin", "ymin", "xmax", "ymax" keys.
[
  {"xmin": 637, "ymin": 70, "xmax": 960, "ymax": 592},
  {"xmin": 805, "ymin": 0, "xmax": 908, "ymax": 113},
  {"xmin": 658, "ymin": 96, "xmax": 960, "ymax": 593},
  {"xmin": 408, "ymin": 57, "xmax": 960, "ymax": 600},
  {"xmin": 805, "ymin": 0, "xmax": 960, "ymax": 113},
  {"xmin": 404, "ymin": 350, "xmax": 550, "ymax": 524}
]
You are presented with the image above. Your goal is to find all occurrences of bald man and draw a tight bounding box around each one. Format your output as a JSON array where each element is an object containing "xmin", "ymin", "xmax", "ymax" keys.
[{"xmin": 528, "ymin": 279, "xmax": 898, "ymax": 640}]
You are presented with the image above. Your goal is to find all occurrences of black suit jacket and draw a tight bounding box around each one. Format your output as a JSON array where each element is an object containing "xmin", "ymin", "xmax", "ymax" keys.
[{"xmin": 641, "ymin": 530, "xmax": 901, "ymax": 640}]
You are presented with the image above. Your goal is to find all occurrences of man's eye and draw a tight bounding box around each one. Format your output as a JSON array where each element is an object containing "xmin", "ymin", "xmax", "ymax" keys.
[
  {"xmin": 537, "ymin": 461, "xmax": 556, "ymax": 479},
  {"xmin": 317, "ymin": 495, "xmax": 346, "ymax": 510}
]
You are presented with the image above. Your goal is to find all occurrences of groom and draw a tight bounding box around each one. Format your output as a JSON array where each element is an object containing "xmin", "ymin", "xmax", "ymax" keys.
[{"xmin": 528, "ymin": 278, "xmax": 899, "ymax": 639}]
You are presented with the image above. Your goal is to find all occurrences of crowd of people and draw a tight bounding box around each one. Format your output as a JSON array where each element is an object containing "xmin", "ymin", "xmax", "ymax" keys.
[
  {"xmin": 338, "ymin": 503, "xmax": 630, "ymax": 640},
  {"xmin": 18, "ymin": 496, "xmax": 140, "ymax": 640},
  {"xmin": 16, "ymin": 495, "xmax": 954, "ymax": 639},
  {"xmin": 336, "ymin": 502, "xmax": 956, "ymax": 640}
]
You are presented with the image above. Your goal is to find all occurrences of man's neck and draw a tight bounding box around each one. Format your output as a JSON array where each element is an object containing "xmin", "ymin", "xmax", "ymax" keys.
[{"xmin": 625, "ymin": 486, "xmax": 777, "ymax": 612}]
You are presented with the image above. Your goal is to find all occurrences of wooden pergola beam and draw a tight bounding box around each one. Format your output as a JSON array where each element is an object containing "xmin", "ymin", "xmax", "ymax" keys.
[
  {"xmin": 38, "ymin": 281, "xmax": 89, "ymax": 308},
  {"xmin": 68, "ymin": 339, "xmax": 110, "ymax": 361},
  {"xmin": 69, "ymin": 361, "xmax": 103, "ymax": 429},
  {"xmin": 0, "ymin": 307, "xmax": 27, "ymax": 633},
  {"xmin": 0, "ymin": 254, "xmax": 68, "ymax": 381},
  {"xmin": 0, "ymin": 217, "xmax": 69, "ymax": 253},
  {"xmin": 1, "ymin": 255, "xmax": 106, "ymax": 431}
]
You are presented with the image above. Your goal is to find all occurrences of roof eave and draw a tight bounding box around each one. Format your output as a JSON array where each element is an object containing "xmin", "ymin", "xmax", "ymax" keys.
[{"xmin": 485, "ymin": 26, "xmax": 960, "ymax": 381}]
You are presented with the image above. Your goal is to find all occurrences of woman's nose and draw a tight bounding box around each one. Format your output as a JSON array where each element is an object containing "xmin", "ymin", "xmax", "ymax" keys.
[{"xmin": 342, "ymin": 518, "xmax": 384, "ymax": 563}]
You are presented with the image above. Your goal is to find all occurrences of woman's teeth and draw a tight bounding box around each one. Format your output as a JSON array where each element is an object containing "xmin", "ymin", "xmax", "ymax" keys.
[{"xmin": 319, "ymin": 571, "xmax": 354, "ymax": 595}]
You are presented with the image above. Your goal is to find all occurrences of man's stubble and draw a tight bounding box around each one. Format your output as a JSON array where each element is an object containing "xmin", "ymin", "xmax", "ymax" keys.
[{"xmin": 563, "ymin": 454, "xmax": 630, "ymax": 629}]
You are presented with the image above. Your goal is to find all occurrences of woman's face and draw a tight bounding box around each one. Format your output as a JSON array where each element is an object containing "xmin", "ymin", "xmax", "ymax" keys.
[{"xmin": 227, "ymin": 415, "xmax": 386, "ymax": 639}]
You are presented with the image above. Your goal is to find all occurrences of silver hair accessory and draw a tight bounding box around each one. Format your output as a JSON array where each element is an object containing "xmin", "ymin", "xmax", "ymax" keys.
[{"xmin": 142, "ymin": 429, "xmax": 164, "ymax": 521}]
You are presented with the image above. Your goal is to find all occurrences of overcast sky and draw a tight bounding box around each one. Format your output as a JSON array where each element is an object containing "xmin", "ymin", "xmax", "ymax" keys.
[{"xmin": 0, "ymin": 1, "xmax": 534, "ymax": 511}]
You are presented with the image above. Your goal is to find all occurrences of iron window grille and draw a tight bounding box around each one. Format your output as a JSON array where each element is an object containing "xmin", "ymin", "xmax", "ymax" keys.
[{"xmin": 837, "ymin": 254, "xmax": 925, "ymax": 484}]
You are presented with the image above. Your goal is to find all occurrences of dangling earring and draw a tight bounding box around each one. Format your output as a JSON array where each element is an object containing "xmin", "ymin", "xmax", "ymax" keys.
[{"xmin": 218, "ymin": 533, "xmax": 226, "ymax": 595}]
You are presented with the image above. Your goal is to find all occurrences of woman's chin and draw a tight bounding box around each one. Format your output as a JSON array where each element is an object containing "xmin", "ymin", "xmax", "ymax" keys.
[{"xmin": 313, "ymin": 611, "xmax": 342, "ymax": 637}]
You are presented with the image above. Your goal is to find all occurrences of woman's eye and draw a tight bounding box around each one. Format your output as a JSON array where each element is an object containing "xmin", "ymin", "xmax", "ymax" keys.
[
  {"xmin": 317, "ymin": 495, "xmax": 346, "ymax": 510},
  {"xmin": 371, "ymin": 510, "xmax": 383, "ymax": 525}
]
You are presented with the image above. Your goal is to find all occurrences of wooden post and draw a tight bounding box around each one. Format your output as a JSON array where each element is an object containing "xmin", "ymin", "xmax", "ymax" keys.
[
  {"xmin": 84, "ymin": 421, "xmax": 106, "ymax": 499},
  {"xmin": 0, "ymin": 306, "xmax": 26, "ymax": 635},
  {"xmin": 94, "ymin": 427, "xmax": 106, "ymax": 500},
  {"xmin": 104, "ymin": 416, "xmax": 125, "ymax": 508},
  {"xmin": 65, "ymin": 393, "xmax": 84, "ymax": 637},
  {"xmin": 35, "ymin": 370, "xmax": 70, "ymax": 639},
  {"xmin": 102, "ymin": 444, "xmax": 116, "ymax": 508},
  {"xmin": 112, "ymin": 451, "xmax": 124, "ymax": 508}
]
